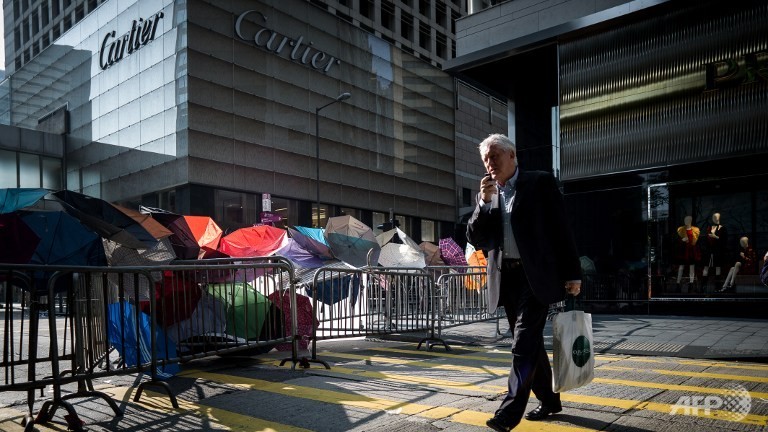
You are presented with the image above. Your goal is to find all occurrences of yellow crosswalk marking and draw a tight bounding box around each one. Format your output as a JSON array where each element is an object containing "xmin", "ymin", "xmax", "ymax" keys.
[
  {"xmin": 181, "ymin": 370, "xmax": 597, "ymax": 431},
  {"xmin": 374, "ymin": 345, "xmax": 768, "ymax": 372},
  {"xmin": 0, "ymin": 408, "xmax": 35, "ymax": 432},
  {"xmin": 102, "ymin": 385, "xmax": 311, "ymax": 432},
  {"xmin": 625, "ymin": 356, "xmax": 768, "ymax": 372},
  {"xmin": 313, "ymin": 351, "xmax": 506, "ymax": 375},
  {"xmin": 306, "ymin": 354, "xmax": 768, "ymax": 401},
  {"xmin": 599, "ymin": 366, "xmax": 768, "ymax": 383},
  {"xmin": 321, "ymin": 350, "xmax": 768, "ymax": 392},
  {"xmin": 309, "ymin": 364, "xmax": 507, "ymax": 394},
  {"xmin": 310, "ymin": 351, "xmax": 768, "ymax": 426},
  {"xmin": 592, "ymin": 377, "xmax": 768, "ymax": 400},
  {"xmin": 355, "ymin": 347, "xmax": 768, "ymax": 385}
]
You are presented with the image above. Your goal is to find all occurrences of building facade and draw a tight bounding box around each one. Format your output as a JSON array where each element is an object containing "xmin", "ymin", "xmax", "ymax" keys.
[
  {"xmin": 447, "ymin": 0, "xmax": 768, "ymax": 300},
  {"xmin": 2, "ymin": 0, "xmax": 499, "ymax": 243}
]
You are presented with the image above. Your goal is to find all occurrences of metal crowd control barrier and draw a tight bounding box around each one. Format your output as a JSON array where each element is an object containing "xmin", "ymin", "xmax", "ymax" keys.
[
  {"xmin": 428, "ymin": 265, "xmax": 503, "ymax": 344},
  {"xmin": 170, "ymin": 257, "xmax": 301, "ymax": 368},
  {"xmin": 302, "ymin": 264, "xmax": 446, "ymax": 368},
  {"xmin": 0, "ymin": 257, "xmax": 297, "ymax": 431}
]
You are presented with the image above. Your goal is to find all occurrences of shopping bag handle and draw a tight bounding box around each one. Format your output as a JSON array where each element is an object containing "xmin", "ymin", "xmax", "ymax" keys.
[{"xmin": 565, "ymin": 293, "xmax": 577, "ymax": 312}]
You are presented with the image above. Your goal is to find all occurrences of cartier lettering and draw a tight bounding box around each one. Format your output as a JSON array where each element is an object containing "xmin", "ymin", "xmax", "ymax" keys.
[
  {"xmin": 235, "ymin": 10, "xmax": 341, "ymax": 74},
  {"xmin": 100, "ymin": 12, "xmax": 164, "ymax": 70}
]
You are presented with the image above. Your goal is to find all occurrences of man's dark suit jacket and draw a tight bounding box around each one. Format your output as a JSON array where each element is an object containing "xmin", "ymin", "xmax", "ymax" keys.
[{"xmin": 467, "ymin": 170, "xmax": 581, "ymax": 310}]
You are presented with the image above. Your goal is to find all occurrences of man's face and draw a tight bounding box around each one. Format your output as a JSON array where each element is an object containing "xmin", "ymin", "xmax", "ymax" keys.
[{"xmin": 482, "ymin": 144, "xmax": 516, "ymax": 182}]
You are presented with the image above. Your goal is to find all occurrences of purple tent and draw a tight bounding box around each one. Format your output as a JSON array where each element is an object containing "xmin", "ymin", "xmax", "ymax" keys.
[
  {"xmin": 438, "ymin": 237, "xmax": 468, "ymax": 267},
  {"xmin": 275, "ymin": 238, "xmax": 325, "ymax": 269}
]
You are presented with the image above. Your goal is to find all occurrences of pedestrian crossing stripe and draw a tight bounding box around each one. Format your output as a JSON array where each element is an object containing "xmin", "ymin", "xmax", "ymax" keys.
[
  {"xmin": 385, "ymin": 344, "xmax": 768, "ymax": 372},
  {"xmin": 599, "ymin": 366, "xmax": 768, "ymax": 384},
  {"xmin": 362, "ymin": 347, "xmax": 768, "ymax": 384},
  {"xmin": 309, "ymin": 351, "xmax": 768, "ymax": 426},
  {"xmin": 304, "ymin": 355, "xmax": 768, "ymax": 401},
  {"xmin": 623, "ymin": 356, "xmax": 768, "ymax": 372},
  {"xmin": 0, "ymin": 407, "xmax": 31, "ymax": 432},
  {"xmin": 0, "ymin": 387, "xmax": 311, "ymax": 432},
  {"xmin": 103, "ymin": 385, "xmax": 312, "ymax": 432},
  {"xmin": 592, "ymin": 377, "xmax": 768, "ymax": 400},
  {"xmin": 364, "ymin": 346, "xmax": 617, "ymax": 364},
  {"xmin": 306, "ymin": 363, "xmax": 508, "ymax": 394},
  {"xmin": 180, "ymin": 369, "xmax": 597, "ymax": 432},
  {"xmin": 184, "ymin": 367, "xmax": 768, "ymax": 428}
]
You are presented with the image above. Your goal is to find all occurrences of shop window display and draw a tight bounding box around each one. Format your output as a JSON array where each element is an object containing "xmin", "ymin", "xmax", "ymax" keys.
[{"xmin": 648, "ymin": 179, "xmax": 768, "ymax": 298}]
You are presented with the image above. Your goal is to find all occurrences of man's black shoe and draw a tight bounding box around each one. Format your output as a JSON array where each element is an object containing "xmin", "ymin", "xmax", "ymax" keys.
[
  {"xmin": 524, "ymin": 403, "xmax": 562, "ymax": 421},
  {"xmin": 485, "ymin": 411, "xmax": 518, "ymax": 431}
]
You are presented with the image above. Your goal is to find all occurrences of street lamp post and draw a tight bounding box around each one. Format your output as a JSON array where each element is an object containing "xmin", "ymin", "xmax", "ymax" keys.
[{"xmin": 314, "ymin": 92, "xmax": 351, "ymax": 227}]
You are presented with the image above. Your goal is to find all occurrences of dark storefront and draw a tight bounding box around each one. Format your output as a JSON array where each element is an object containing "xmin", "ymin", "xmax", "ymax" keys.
[{"xmin": 450, "ymin": 0, "xmax": 768, "ymax": 314}]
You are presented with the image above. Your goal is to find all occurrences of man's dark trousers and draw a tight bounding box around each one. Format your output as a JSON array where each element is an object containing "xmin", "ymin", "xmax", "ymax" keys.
[{"xmin": 496, "ymin": 262, "xmax": 559, "ymax": 422}]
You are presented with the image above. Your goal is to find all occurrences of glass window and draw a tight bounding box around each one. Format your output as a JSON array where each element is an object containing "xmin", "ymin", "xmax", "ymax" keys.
[
  {"xmin": 41, "ymin": 156, "xmax": 62, "ymax": 189},
  {"xmin": 313, "ymin": 203, "xmax": 329, "ymax": 228},
  {"xmin": 421, "ymin": 219, "xmax": 435, "ymax": 242},
  {"xmin": 372, "ymin": 211, "xmax": 386, "ymax": 235},
  {"xmin": 0, "ymin": 150, "xmax": 17, "ymax": 187},
  {"xmin": 339, "ymin": 207, "xmax": 361, "ymax": 220},
  {"xmin": 214, "ymin": 189, "xmax": 257, "ymax": 229},
  {"xmin": 32, "ymin": 11, "xmax": 39, "ymax": 33},
  {"xmin": 159, "ymin": 189, "xmax": 176, "ymax": 213},
  {"xmin": 19, "ymin": 153, "xmax": 40, "ymax": 187},
  {"xmin": 395, "ymin": 215, "xmax": 407, "ymax": 235},
  {"xmin": 271, "ymin": 197, "xmax": 295, "ymax": 229},
  {"xmin": 626, "ymin": 176, "xmax": 768, "ymax": 299},
  {"xmin": 23, "ymin": 17, "xmax": 30, "ymax": 42}
]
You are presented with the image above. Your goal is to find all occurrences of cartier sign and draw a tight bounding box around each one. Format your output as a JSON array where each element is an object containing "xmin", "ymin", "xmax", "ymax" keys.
[
  {"xmin": 100, "ymin": 11, "xmax": 164, "ymax": 70},
  {"xmin": 235, "ymin": 10, "xmax": 341, "ymax": 74}
]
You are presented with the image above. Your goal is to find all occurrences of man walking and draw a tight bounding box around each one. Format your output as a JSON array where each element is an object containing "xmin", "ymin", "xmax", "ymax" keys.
[{"xmin": 466, "ymin": 133, "xmax": 582, "ymax": 431}]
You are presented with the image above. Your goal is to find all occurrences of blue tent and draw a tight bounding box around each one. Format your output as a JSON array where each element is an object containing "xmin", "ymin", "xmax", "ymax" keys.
[
  {"xmin": 289, "ymin": 226, "xmax": 334, "ymax": 260},
  {"xmin": 19, "ymin": 210, "xmax": 107, "ymax": 293},
  {"xmin": 0, "ymin": 188, "xmax": 48, "ymax": 214},
  {"xmin": 20, "ymin": 210, "xmax": 107, "ymax": 267},
  {"xmin": 304, "ymin": 272, "xmax": 361, "ymax": 306},
  {"xmin": 107, "ymin": 301, "xmax": 180, "ymax": 379}
]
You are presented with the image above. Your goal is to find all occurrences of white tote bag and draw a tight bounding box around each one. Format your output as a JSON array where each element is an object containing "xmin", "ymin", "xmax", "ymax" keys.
[{"xmin": 552, "ymin": 310, "xmax": 595, "ymax": 393}]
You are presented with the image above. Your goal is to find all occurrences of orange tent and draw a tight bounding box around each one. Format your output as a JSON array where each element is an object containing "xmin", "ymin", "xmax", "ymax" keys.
[
  {"xmin": 183, "ymin": 215, "xmax": 223, "ymax": 257},
  {"xmin": 465, "ymin": 249, "xmax": 487, "ymax": 291}
]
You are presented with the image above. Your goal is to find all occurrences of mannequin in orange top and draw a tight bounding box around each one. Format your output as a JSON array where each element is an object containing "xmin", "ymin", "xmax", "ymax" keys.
[{"xmin": 676, "ymin": 215, "xmax": 700, "ymax": 284}]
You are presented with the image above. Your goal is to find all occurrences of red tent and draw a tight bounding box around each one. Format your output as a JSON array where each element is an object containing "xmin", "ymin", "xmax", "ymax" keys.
[{"xmin": 218, "ymin": 225, "xmax": 289, "ymax": 258}]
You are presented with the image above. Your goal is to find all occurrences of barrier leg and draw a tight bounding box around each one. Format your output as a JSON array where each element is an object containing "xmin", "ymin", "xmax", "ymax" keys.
[
  {"xmin": 134, "ymin": 380, "xmax": 179, "ymax": 408},
  {"xmin": 34, "ymin": 399, "xmax": 85, "ymax": 431}
]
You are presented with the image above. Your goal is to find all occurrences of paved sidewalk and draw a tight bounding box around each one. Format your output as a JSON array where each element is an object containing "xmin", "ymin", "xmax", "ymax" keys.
[{"xmin": 383, "ymin": 314, "xmax": 768, "ymax": 361}]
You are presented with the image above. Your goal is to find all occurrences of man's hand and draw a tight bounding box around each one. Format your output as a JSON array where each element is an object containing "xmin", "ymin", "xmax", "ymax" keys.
[
  {"xmin": 480, "ymin": 174, "xmax": 496, "ymax": 203},
  {"xmin": 565, "ymin": 281, "xmax": 581, "ymax": 296}
]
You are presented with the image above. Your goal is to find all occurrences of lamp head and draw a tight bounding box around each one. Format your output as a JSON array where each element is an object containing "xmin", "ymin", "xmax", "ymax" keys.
[{"xmin": 336, "ymin": 92, "xmax": 352, "ymax": 101}]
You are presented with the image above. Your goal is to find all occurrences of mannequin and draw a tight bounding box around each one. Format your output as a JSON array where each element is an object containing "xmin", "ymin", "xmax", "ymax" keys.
[
  {"xmin": 701, "ymin": 212, "xmax": 728, "ymax": 288},
  {"xmin": 675, "ymin": 215, "xmax": 700, "ymax": 284},
  {"xmin": 761, "ymin": 251, "xmax": 768, "ymax": 287},
  {"xmin": 720, "ymin": 236, "xmax": 756, "ymax": 292}
]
